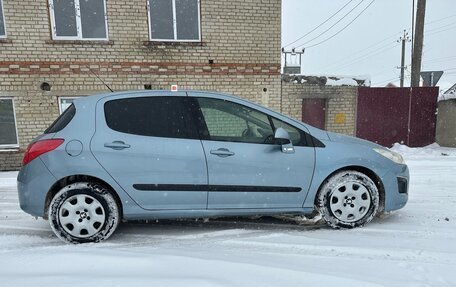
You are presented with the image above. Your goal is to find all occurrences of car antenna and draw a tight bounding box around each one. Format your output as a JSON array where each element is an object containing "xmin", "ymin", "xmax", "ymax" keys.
[{"xmin": 84, "ymin": 65, "xmax": 114, "ymax": 92}]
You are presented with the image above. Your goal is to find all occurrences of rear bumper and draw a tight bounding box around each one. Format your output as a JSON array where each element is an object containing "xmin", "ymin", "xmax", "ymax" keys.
[
  {"xmin": 381, "ymin": 164, "xmax": 409, "ymax": 212},
  {"xmin": 17, "ymin": 158, "xmax": 56, "ymax": 218}
]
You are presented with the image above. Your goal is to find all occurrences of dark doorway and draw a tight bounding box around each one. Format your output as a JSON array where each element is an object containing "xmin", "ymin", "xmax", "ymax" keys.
[{"xmin": 302, "ymin": 99, "xmax": 326, "ymax": 130}]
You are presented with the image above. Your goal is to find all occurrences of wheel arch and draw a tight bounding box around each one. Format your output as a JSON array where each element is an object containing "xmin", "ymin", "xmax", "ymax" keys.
[
  {"xmin": 44, "ymin": 174, "xmax": 124, "ymax": 220},
  {"xmin": 315, "ymin": 166, "xmax": 385, "ymax": 213}
]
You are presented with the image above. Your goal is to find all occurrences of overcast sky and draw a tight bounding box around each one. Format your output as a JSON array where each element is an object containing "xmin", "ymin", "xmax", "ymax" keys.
[{"xmin": 282, "ymin": 0, "xmax": 456, "ymax": 92}]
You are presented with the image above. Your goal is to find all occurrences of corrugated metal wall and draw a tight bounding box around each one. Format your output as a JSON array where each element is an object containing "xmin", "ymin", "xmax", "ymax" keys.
[{"xmin": 356, "ymin": 87, "xmax": 438, "ymax": 147}]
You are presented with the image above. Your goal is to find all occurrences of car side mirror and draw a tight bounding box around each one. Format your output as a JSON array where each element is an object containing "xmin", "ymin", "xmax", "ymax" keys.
[{"xmin": 274, "ymin": 128, "xmax": 294, "ymax": 153}]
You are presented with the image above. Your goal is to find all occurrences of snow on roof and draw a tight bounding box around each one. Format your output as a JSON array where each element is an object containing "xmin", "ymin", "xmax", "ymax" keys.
[
  {"xmin": 282, "ymin": 74, "xmax": 371, "ymax": 87},
  {"xmin": 438, "ymin": 83, "xmax": 456, "ymax": 102}
]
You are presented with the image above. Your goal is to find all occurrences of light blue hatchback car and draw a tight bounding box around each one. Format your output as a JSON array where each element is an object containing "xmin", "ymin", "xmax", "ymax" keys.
[{"xmin": 18, "ymin": 90, "xmax": 409, "ymax": 243}]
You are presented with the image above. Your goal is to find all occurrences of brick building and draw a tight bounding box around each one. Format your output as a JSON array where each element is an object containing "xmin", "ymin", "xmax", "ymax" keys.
[
  {"xmin": 281, "ymin": 75, "xmax": 366, "ymax": 137},
  {"xmin": 0, "ymin": 0, "xmax": 281, "ymax": 170}
]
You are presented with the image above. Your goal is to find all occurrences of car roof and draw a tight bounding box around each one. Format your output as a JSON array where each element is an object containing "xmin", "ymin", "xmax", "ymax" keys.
[{"xmin": 74, "ymin": 90, "xmax": 240, "ymax": 105}]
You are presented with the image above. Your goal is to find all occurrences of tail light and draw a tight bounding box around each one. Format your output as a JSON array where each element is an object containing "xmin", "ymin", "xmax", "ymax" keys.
[{"xmin": 22, "ymin": 139, "xmax": 65, "ymax": 166}]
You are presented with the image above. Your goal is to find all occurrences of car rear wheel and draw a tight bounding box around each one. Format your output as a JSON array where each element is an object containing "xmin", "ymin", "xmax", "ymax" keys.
[
  {"xmin": 48, "ymin": 182, "xmax": 120, "ymax": 244},
  {"xmin": 316, "ymin": 170, "xmax": 379, "ymax": 228}
]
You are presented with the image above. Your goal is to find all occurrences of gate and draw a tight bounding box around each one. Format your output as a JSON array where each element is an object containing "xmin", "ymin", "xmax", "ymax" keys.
[{"xmin": 356, "ymin": 87, "xmax": 438, "ymax": 147}]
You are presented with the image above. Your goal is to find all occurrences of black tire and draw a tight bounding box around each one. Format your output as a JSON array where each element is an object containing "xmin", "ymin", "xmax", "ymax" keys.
[
  {"xmin": 48, "ymin": 182, "xmax": 120, "ymax": 244},
  {"xmin": 316, "ymin": 170, "xmax": 379, "ymax": 228}
]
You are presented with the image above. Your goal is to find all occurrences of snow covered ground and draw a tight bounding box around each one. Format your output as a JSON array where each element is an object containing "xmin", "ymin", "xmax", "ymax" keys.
[{"xmin": 1, "ymin": 144, "xmax": 455, "ymax": 287}]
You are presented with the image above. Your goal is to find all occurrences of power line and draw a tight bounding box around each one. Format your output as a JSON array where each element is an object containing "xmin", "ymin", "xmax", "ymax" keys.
[
  {"xmin": 299, "ymin": 0, "xmax": 376, "ymax": 49},
  {"xmin": 373, "ymin": 75, "xmax": 400, "ymax": 86},
  {"xmin": 425, "ymin": 14, "xmax": 456, "ymax": 25},
  {"xmin": 330, "ymin": 44, "xmax": 398, "ymax": 74},
  {"xmin": 318, "ymin": 30, "xmax": 403, "ymax": 71},
  {"xmin": 327, "ymin": 16, "xmax": 456, "ymax": 72},
  {"xmin": 325, "ymin": 14, "xmax": 456, "ymax": 71},
  {"xmin": 374, "ymin": 69, "xmax": 401, "ymax": 85},
  {"xmin": 422, "ymin": 55, "xmax": 456, "ymax": 63},
  {"xmin": 372, "ymin": 17, "xmax": 456, "ymax": 85},
  {"xmin": 423, "ymin": 60, "xmax": 456, "ymax": 71},
  {"xmin": 283, "ymin": 2, "xmax": 455, "ymax": 84},
  {"xmin": 425, "ymin": 21, "xmax": 456, "ymax": 34},
  {"xmin": 325, "ymin": 41, "xmax": 397, "ymax": 73},
  {"xmin": 293, "ymin": 0, "xmax": 367, "ymax": 48},
  {"xmin": 284, "ymin": 0, "xmax": 355, "ymax": 48},
  {"xmin": 285, "ymin": 9, "xmax": 453, "ymax": 54},
  {"xmin": 370, "ymin": 66, "xmax": 398, "ymax": 78},
  {"xmin": 426, "ymin": 24, "xmax": 456, "ymax": 37}
]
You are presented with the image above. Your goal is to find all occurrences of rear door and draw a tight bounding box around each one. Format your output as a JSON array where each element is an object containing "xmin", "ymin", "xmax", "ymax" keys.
[
  {"xmin": 90, "ymin": 93, "xmax": 208, "ymax": 210},
  {"xmin": 189, "ymin": 93, "xmax": 316, "ymax": 209}
]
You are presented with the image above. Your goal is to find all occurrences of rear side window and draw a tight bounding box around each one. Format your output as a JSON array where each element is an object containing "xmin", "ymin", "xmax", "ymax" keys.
[
  {"xmin": 104, "ymin": 96, "xmax": 197, "ymax": 139},
  {"xmin": 44, "ymin": 104, "xmax": 76, "ymax": 134}
]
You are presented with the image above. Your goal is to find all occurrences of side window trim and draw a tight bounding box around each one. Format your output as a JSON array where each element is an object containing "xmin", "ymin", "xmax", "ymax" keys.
[
  {"xmin": 187, "ymin": 97, "xmax": 210, "ymax": 141},
  {"xmin": 180, "ymin": 97, "xmax": 200, "ymax": 140},
  {"xmin": 267, "ymin": 115, "xmax": 276, "ymax": 131}
]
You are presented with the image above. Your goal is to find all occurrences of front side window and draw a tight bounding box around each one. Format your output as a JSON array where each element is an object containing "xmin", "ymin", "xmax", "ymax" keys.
[
  {"xmin": 196, "ymin": 98, "xmax": 306, "ymax": 146},
  {"xmin": 48, "ymin": 0, "xmax": 108, "ymax": 40},
  {"xmin": 271, "ymin": 118, "xmax": 303, "ymax": 146},
  {"xmin": 0, "ymin": 0, "xmax": 6, "ymax": 38},
  {"xmin": 148, "ymin": 0, "xmax": 200, "ymax": 41},
  {"xmin": 0, "ymin": 98, "xmax": 19, "ymax": 148},
  {"xmin": 104, "ymin": 96, "xmax": 198, "ymax": 139},
  {"xmin": 196, "ymin": 98, "xmax": 275, "ymax": 144}
]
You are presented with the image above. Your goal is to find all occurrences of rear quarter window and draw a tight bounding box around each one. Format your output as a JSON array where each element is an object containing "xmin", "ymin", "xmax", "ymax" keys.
[{"xmin": 44, "ymin": 104, "xmax": 76, "ymax": 134}]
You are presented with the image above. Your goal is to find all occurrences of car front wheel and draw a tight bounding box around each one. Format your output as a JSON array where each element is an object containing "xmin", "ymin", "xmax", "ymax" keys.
[
  {"xmin": 316, "ymin": 170, "xmax": 379, "ymax": 228},
  {"xmin": 48, "ymin": 182, "xmax": 120, "ymax": 244}
]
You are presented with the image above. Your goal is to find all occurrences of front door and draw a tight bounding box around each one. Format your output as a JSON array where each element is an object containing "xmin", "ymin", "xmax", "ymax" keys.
[
  {"xmin": 91, "ymin": 93, "xmax": 208, "ymax": 210},
  {"xmin": 189, "ymin": 94, "xmax": 315, "ymax": 209}
]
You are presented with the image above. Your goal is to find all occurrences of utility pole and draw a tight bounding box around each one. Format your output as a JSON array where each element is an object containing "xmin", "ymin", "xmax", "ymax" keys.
[
  {"xmin": 397, "ymin": 30, "xmax": 410, "ymax": 87},
  {"xmin": 411, "ymin": 0, "xmax": 426, "ymax": 87}
]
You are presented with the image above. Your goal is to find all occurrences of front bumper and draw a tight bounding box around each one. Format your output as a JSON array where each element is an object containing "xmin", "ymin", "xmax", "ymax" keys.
[{"xmin": 381, "ymin": 163, "xmax": 409, "ymax": 212}]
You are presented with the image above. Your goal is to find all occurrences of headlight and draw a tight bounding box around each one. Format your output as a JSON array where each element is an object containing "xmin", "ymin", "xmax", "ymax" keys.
[{"xmin": 373, "ymin": 148, "xmax": 405, "ymax": 164}]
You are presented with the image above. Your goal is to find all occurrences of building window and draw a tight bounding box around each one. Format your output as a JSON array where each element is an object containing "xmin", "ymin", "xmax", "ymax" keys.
[
  {"xmin": 147, "ymin": 0, "xmax": 201, "ymax": 42},
  {"xmin": 0, "ymin": 0, "xmax": 6, "ymax": 38},
  {"xmin": 59, "ymin": 97, "xmax": 79, "ymax": 114},
  {"xmin": 48, "ymin": 0, "xmax": 108, "ymax": 40},
  {"xmin": 0, "ymin": 98, "xmax": 19, "ymax": 148}
]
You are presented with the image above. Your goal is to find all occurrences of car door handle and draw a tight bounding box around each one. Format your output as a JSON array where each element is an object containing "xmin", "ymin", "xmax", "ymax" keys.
[
  {"xmin": 210, "ymin": 148, "xmax": 235, "ymax": 157},
  {"xmin": 104, "ymin": 141, "xmax": 131, "ymax": 150}
]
